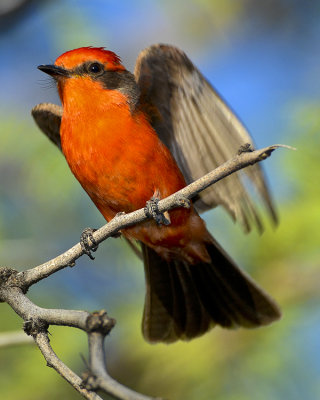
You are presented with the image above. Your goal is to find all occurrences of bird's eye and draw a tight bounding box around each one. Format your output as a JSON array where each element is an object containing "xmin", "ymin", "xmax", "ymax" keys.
[{"xmin": 88, "ymin": 63, "xmax": 103, "ymax": 74}]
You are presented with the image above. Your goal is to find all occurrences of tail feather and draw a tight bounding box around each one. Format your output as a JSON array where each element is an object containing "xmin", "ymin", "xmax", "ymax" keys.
[
  {"xmin": 174, "ymin": 263, "xmax": 211, "ymax": 338},
  {"xmin": 193, "ymin": 239, "xmax": 281, "ymax": 328},
  {"xmin": 141, "ymin": 240, "xmax": 281, "ymax": 343},
  {"xmin": 142, "ymin": 244, "xmax": 176, "ymax": 342},
  {"xmin": 142, "ymin": 244, "xmax": 210, "ymax": 342}
]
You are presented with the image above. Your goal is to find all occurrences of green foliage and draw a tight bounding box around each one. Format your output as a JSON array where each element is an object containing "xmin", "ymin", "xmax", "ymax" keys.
[
  {"xmin": 1, "ymin": 2, "xmax": 319, "ymax": 399},
  {"xmin": 104, "ymin": 104, "xmax": 320, "ymax": 400},
  {"xmin": 1, "ymin": 77, "xmax": 319, "ymax": 400}
]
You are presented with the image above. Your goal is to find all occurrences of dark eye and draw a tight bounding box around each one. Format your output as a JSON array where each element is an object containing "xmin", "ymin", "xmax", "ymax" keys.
[{"xmin": 88, "ymin": 62, "xmax": 103, "ymax": 74}]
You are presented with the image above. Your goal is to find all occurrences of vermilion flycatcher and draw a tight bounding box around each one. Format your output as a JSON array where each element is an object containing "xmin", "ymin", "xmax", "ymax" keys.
[{"xmin": 33, "ymin": 45, "xmax": 281, "ymax": 343}]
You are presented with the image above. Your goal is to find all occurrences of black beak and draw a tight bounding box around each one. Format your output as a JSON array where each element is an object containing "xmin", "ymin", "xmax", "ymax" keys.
[{"xmin": 37, "ymin": 64, "xmax": 70, "ymax": 78}]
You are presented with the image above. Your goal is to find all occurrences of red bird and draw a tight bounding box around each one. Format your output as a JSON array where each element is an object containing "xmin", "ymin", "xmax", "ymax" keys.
[{"xmin": 33, "ymin": 45, "xmax": 281, "ymax": 343}]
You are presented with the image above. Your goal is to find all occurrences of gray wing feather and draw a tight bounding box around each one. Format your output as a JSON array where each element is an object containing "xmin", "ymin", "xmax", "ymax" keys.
[
  {"xmin": 134, "ymin": 44, "xmax": 277, "ymax": 232},
  {"xmin": 31, "ymin": 103, "xmax": 62, "ymax": 149}
]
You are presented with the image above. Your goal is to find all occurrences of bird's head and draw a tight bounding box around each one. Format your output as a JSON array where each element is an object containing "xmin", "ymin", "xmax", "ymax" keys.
[{"xmin": 38, "ymin": 47, "xmax": 139, "ymax": 110}]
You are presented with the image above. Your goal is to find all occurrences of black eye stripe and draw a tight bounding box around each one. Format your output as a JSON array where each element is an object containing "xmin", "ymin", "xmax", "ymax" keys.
[
  {"xmin": 72, "ymin": 61, "xmax": 105, "ymax": 76},
  {"xmin": 70, "ymin": 63, "xmax": 140, "ymax": 113}
]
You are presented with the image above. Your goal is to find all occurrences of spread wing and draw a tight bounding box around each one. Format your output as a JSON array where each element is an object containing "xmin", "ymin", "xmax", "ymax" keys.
[
  {"xmin": 134, "ymin": 44, "xmax": 277, "ymax": 232},
  {"xmin": 31, "ymin": 102, "xmax": 144, "ymax": 258},
  {"xmin": 32, "ymin": 103, "xmax": 62, "ymax": 150}
]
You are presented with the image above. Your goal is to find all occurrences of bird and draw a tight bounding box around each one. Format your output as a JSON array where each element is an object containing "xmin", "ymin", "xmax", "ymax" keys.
[{"xmin": 33, "ymin": 44, "xmax": 281, "ymax": 343}]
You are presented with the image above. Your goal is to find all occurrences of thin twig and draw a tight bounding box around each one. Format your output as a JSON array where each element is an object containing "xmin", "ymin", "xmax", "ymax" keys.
[
  {"xmin": 87, "ymin": 332, "xmax": 160, "ymax": 400},
  {"xmin": 2, "ymin": 286, "xmax": 90, "ymax": 330},
  {"xmin": 0, "ymin": 144, "xmax": 291, "ymax": 400},
  {"xmin": 0, "ymin": 284, "xmax": 155, "ymax": 400},
  {"xmin": 35, "ymin": 331, "xmax": 103, "ymax": 400},
  {"xmin": 15, "ymin": 144, "xmax": 289, "ymax": 290}
]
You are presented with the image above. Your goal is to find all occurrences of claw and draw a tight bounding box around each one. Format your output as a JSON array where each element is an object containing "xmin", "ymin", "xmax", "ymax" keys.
[
  {"xmin": 144, "ymin": 191, "xmax": 171, "ymax": 226},
  {"xmin": 80, "ymin": 228, "xmax": 98, "ymax": 260},
  {"xmin": 111, "ymin": 231, "xmax": 122, "ymax": 238},
  {"xmin": 174, "ymin": 194, "xmax": 191, "ymax": 209}
]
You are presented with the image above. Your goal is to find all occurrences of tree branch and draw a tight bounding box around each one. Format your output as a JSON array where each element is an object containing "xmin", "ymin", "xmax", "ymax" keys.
[
  {"xmin": 84, "ymin": 331, "xmax": 159, "ymax": 400},
  {"xmin": 0, "ymin": 144, "xmax": 291, "ymax": 400},
  {"xmin": 35, "ymin": 331, "xmax": 103, "ymax": 400},
  {"xmin": 12, "ymin": 144, "xmax": 290, "ymax": 291}
]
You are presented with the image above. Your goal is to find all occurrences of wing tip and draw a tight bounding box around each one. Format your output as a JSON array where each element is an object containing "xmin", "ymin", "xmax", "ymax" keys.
[
  {"xmin": 31, "ymin": 102, "xmax": 62, "ymax": 150},
  {"xmin": 31, "ymin": 102, "xmax": 63, "ymax": 117}
]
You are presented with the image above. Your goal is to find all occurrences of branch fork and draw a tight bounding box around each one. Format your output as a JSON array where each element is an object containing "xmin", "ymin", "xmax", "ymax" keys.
[{"xmin": 0, "ymin": 144, "xmax": 292, "ymax": 399}]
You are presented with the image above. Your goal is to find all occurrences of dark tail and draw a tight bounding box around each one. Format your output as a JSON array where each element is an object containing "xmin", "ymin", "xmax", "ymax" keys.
[{"xmin": 141, "ymin": 239, "xmax": 281, "ymax": 343}]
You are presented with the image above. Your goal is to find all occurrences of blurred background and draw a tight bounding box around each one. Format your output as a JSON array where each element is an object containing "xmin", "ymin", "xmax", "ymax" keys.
[{"xmin": 0, "ymin": 1, "xmax": 319, "ymax": 399}]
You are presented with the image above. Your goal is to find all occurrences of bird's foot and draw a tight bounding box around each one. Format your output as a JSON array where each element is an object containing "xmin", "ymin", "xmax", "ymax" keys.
[
  {"xmin": 238, "ymin": 143, "xmax": 253, "ymax": 154},
  {"xmin": 144, "ymin": 192, "xmax": 171, "ymax": 226},
  {"xmin": 80, "ymin": 228, "xmax": 98, "ymax": 260},
  {"xmin": 174, "ymin": 194, "xmax": 191, "ymax": 209}
]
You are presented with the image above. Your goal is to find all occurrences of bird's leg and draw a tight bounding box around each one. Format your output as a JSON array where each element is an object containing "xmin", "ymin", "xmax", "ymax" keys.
[
  {"xmin": 80, "ymin": 228, "xmax": 98, "ymax": 260},
  {"xmin": 144, "ymin": 189, "xmax": 171, "ymax": 226}
]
